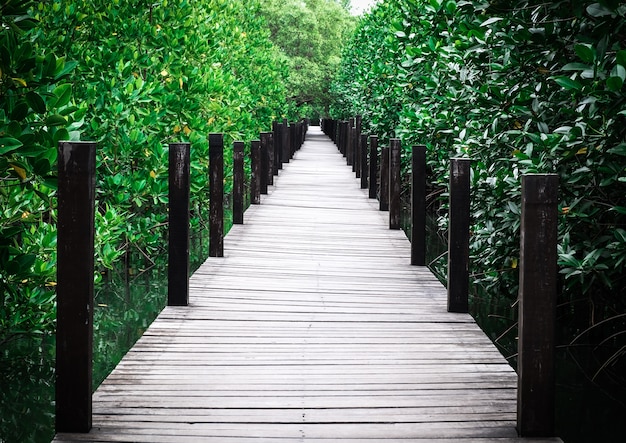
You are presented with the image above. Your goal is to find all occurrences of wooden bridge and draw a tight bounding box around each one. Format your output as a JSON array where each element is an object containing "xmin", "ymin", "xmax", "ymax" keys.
[{"xmin": 54, "ymin": 127, "xmax": 561, "ymax": 442}]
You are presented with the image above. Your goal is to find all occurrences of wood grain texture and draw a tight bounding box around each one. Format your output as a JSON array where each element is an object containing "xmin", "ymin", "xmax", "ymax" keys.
[{"xmin": 54, "ymin": 128, "xmax": 561, "ymax": 442}]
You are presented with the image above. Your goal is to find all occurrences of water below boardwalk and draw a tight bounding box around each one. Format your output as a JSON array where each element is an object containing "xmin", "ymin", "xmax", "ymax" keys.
[{"xmin": 0, "ymin": 260, "xmax": 168, "ymax": 443}]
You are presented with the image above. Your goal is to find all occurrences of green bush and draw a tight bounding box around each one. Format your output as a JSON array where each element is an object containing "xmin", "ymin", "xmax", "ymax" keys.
[
  {"xmin": 331, "ymin": 0, "xmax": 626, "ymax": 398},
  {"xmin": 1, "ymin": 0, "xmax": 288, "ymax": 343}
]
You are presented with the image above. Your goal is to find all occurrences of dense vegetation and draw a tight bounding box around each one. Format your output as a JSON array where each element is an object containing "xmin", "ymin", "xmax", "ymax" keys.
[
  {"xmin": 0, "ymin": 0, "xmax": 287, "ymax": 346},
  {"xmin": 331, "ymin": 0, "xmax": 626, "ymax": 432},
  {"xmin": 259, "ymin": 0, "xmax": 356, "ymax": 119}
]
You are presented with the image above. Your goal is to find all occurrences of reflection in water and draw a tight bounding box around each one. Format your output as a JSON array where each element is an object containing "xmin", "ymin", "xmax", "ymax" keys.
[{"xmin": 0, "ymin": 230, "xmax": 207, "ymax": 442}]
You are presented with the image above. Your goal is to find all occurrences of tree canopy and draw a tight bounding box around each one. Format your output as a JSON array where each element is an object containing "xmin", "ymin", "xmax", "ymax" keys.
[{"xmin": 259, "ymin": 0, "xmax": 355, "ymax": 119}]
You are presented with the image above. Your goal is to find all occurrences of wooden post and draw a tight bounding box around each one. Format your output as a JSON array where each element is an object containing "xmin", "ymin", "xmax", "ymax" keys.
[
  {"xmin": 261, "ymin": 132, "xmax": 274, "ymax": 187},
  {"xmin": 251, "ymin": 140, "xmax": 261, "ymax": 205},
  {"xmin": 273, "ymin": 121, "xmax": 282, "ymax": 170},
  {"xmin": 168, "ymin": 142, "xmax": 191, "ymax": 306},
  {"xmin": 342, "ymin": 121, "xmax": 348, "ymax": 157},
  {"xmin": 233, "ymin": 141, "xmax": 245, "ymax": 224},
  {"xmin": 282, "ymin": 119, "xmax": 290, "ymax": 164},
  {"xmin": 360, "ymin": 134, "xmax": 368, "ymax": 189},
  {"xmin": 389, "ymin": 139, "xmax": 401, "ymax": 229},
  {"xmin": 447, "ymin": 158, "xmax": 471, "ymax": 313},
  {"xmin": 411, "ymin": 145, "xmax": 427, "ymax": 266},
  {"xmin": 209, "ymin": 133, "xmax": 224, "ymax": 257},
  {"xmin": 290, "ymin": 122, "xmax": 296, "ymax": 157},
  {"xmin": 56, "ymin": 141, "xmax": 97, "ymax": 433},
  {"xmin": 517, "ymin": 174, "xmax": 558, "ymax": 437},
  {"xmin": 369, "ymin": 135, "xmax": 378, "ymax": 199},
  {"xmin": 259, "ymin": 135, "xmax": 269, "ymax": 194},
  {"xmin": 380, "ymin": 146, "xmax": 389, "ymax": 211},
  {"xmin": 347, "ymin": 118, "xmax": 354, "ymax": 167},
  {"xmin": 354, "ymin": 117, "xmax": 361, "ymax": 175}
]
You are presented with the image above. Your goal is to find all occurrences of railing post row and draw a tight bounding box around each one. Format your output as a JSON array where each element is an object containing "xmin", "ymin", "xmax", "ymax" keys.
[
  {"xmin": 56, "ymin": 141, "xmax": 97, "ymax": 433},
  {"xmin": 517, "ymin": 174, "xmax": 558, "ymax": 438},
  {"xmin": 447, "ymin": 158, "xmax": 471, "ymax": 313},
  {"xmin": 209, "ymin": 133, "xmax": 224, "ymax": 257},
  {"xmin": 233, "ymin": 141, "xmax": 245, "ymax": 224},
  {"xmin": 168, "ymin": 142, "xmax": 191, "ymax": 306}
]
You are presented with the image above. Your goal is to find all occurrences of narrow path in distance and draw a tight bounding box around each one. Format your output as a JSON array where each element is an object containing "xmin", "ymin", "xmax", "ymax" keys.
[{"xmin": 54, "ymin": 127, "xmax": 561, "ymax": 442}]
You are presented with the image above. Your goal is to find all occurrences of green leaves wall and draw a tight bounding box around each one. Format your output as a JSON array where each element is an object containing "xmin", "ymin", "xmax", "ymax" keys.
[
  {"xmin": 1, "ymin": 0, "xmax": 287, "ymax": 342},
  {"xmin": 331, "ymin": 0, "xmax": 626, "ymax": 395}
]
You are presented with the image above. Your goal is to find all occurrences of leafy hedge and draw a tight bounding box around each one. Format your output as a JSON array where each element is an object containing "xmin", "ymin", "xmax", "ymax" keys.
[
  {"xmin": 331, "ymin": 0, "xmax": 626, "ymax": 402},
  {"xmin": 1, "ymin": 0, "xmax": 287, "ymax": 343}
]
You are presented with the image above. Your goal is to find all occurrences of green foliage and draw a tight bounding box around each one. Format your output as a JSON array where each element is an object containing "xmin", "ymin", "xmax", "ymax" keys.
[
  {"xmin": 0, "ymin": 0, "xmax": 79, "ymax": 341},
  {"xmin": 331, "ymin": 0, "xmax": 626, "ymax": 401},
  {"xmin": 1, "ymin": 0, "xmax": 288, "ymax": 345},
  {"xmin": 259, "ymin": 0, "xmax": 355, "ymax": 119}
]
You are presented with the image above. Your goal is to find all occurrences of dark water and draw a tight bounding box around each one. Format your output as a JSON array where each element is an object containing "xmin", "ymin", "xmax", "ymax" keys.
[{"xmin": 0, "ymin": 254, "xmax": 171, "ymax": 443}]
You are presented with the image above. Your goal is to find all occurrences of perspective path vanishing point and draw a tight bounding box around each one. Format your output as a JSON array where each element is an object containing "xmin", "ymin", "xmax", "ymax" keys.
[{"xmin": 54, "ymin": 127, "xmax": 562, "ymax": 442}]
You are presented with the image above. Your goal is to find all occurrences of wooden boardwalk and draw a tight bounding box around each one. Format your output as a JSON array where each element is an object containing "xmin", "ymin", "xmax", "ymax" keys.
[{"xmin": 54, "ymin": 127, "xmax": 561, "ymax": 442}]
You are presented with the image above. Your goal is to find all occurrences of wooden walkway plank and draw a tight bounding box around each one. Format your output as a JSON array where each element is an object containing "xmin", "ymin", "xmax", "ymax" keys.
[{"xmin": 54, "ymin": 127, "xmax": 561, "ymax": 442}]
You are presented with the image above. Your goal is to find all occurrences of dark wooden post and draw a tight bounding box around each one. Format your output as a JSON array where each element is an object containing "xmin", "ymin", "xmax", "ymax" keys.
[
  {"xmin": 56, "ymin": 141, "xmax": 97, "ymax": 433},
  {"xmin": 251, "ymin": 140, "xmax": 261, "ymax": 205},
  {"xmin": 380, "ymin": 146, "xmax": 390, "ymax": 211},
  {"xmin": 360, "ymin": 134, "xmax": 368, "ymax": 189},
  {"xmin": 341, "ymin": 121, "xmax": 348, "ymax": 157},
  {"xmin": 259, "ymin": 135, "xmax": 269, "ymax": 194},
  {"xmin": 168, "ymin": 142, "xmax": 191, "ymax": 306},
  {"xmin": 389, "ymin": 139, "xmax": 402, "ymax": 229},
  {"xmin": 273, "ymin": 121, "xmax": 282, "ymax": 170},
  {"xmin": 209, "ymin": 133, "xmax": 224, "ymax": 257},
  {"xmin": 369, "ymin": 135, "xmax": 378, "ymax": 199},
  {"xmin": 354, "ymin": 117, "xmax": 361, "ymax": 175},
  {"xmin": 233, "ymin": 141, "xmax": 244, "ymax": 224},
  {"xmin": 411, "ymin": 145, "xmax": 427, "ymax": 266},
  {"xmin": 517, "ymin": 174, "xmax": 558, "ymax": 437},
  {"xmin": 447, "ymin": 158, "xmax": 471, "ymax": 313},
  {"xmin": 347, "ymin": 118, "xmax": 354, "ymax": 166},
  {"xmin": 261, "ymin": 132, "xmax": 273, "ymax": 187},
  {"xmin": 282, "ymin": 119, "xmax": 290, "ymax": 164},
  {"xmin": 290, "ymin": 122, "xmax": 296, "ymax": 157}
]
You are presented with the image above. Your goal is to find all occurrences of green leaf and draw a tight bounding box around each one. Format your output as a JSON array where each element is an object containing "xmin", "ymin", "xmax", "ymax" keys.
[
  {"xmin": 586, "ymin": 3, "xmax": 614, "ymax": 17},
  {"xmin": 607, "ymin": 76, "xmax": 624, "ymax": 91},
  {"xmin": 608, "ymin": 143, "xmax": 626, "ymax": 156},
  {"xmin": 562, "ymin": 63, "xmax": 591, "ymax": 71},
  {"xmin": 45, "ymin": 114, "xmax": 67, "ymax": 126},
  {"xmin": 552, "ymin": 76, "xmax": 582, "ymax": 91},
  {"xmin": 52, "ymin": 84, "xmax": 73, "ymax": 109},
  {"xmin": 617, "ymin": 50, "xmax": 626, "ymax": 67},
  {"xmin": 11, "ymin": 100, "xmax": 29, "ymax": 121},
  {"xmin": 480, "ymin": 17, "xmax": 503, "ymax": 27},
  {"xmin": 612, "ymin": 64, "xmax": 626, "ymax": 81},
  {"xmin": 25, "ymin": 91, "xmax": 46, "ymax": 114},
  {"xmin": 574, "ymin": 44, "xmax": 595, "ymax": 64},
  {"xmin": 0, "ymin": 137, "xmax": 24, "ymax": 155}
]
